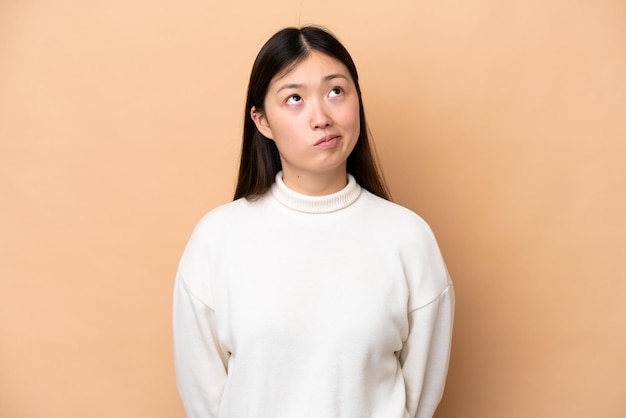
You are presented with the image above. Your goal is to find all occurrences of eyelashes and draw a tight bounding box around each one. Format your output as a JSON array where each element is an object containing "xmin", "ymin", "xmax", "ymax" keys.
[
  {"xmin": 286, "ymin": 94, "xmax": 302, "ymax": 105},
  {"xmin": 285, "ymin": 87, "xmax": 344, "ymax": 105},
  {"xmin": 329, "ymin": 87, "xmax": 343, "ymax": 97}
]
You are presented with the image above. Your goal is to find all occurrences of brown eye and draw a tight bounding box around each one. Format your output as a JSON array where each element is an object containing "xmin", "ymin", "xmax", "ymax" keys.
[
  {"xmin": 286, "ymin": 94, "xmax": 302, "ymax": 104},
  {"xmin": 329, "ymin": 87, "xmax": 343, "ymax": 97}
]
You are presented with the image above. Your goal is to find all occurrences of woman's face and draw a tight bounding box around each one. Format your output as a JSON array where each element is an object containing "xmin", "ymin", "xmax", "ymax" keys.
[{"xmin": 252, "ymin": 51, "xmax": 360, "ymax": 186}]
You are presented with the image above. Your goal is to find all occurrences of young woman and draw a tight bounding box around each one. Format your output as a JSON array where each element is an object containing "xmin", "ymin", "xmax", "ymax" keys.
[{"xmin": 173, "ymin": 26, "xmax": 454, "ymax": 418}]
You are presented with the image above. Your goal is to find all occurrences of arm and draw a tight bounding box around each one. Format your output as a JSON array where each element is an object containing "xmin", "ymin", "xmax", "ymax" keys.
[
  {"xmin": 400, "ymin": 285, "xmax": 455, "ymax": 418},
  {"xmin": 173, "ymin": 274, "xmax": 229, "ymax": 418}
]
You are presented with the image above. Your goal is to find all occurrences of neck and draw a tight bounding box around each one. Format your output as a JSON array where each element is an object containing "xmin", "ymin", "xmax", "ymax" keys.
[{"xmin": 281, "ymin": 166, "xmax": 348, "ymax": 196}]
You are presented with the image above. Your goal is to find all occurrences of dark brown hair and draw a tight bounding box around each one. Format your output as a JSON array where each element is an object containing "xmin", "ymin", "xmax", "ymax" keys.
[{"xmin": 234, "ymin": 26, "xmax": 390, "ymax": 201}]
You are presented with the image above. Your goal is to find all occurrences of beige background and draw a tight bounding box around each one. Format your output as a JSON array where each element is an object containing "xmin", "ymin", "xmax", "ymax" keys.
[{"xmin": 1, "ymin": 0, "xmax": 625, "ymax": 417}]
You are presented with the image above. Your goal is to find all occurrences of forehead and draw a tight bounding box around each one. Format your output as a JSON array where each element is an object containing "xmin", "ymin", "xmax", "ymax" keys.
[{"xmin": 271, "ymin": 51, "xmax": 352, "ymax": 84}]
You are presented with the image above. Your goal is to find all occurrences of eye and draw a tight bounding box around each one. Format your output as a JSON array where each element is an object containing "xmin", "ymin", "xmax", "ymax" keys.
[
  {"xmin": 286, "ymin": 94, "xmax": 302, "ymax": 104},
  {"xmin": 329, "ymin": 87, "xmax": 343, "ymax": 97}
]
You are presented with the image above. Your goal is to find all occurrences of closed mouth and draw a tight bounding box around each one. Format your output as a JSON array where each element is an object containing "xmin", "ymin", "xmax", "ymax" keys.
[{"xmin": 314, "ymin": 135, "xmax": 340, "ymax": 146}]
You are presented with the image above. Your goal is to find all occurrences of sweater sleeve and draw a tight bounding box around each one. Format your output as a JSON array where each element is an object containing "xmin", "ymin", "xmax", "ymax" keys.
[
  {"xmin": 400, "ymin": 285, "xmax": 455, "ymax": 418},
  {"xmin": 173, "ymin": 273, "xmax": 229, "ymax": 418}
]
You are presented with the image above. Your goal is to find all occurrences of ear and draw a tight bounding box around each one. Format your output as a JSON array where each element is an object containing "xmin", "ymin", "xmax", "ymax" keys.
[{"xmin": 250, "ymin": 107, "xmax": 274, "ymax": 140}]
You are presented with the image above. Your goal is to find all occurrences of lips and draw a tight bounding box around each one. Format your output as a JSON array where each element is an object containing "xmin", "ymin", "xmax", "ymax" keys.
[{"xmin": 314, "ymin": 135, "xmax": 340, "ymax": 146}]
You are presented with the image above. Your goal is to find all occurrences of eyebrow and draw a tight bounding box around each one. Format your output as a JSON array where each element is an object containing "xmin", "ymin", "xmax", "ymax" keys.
[{"xmin": 275, "ymin": 73, "xmax": 349, "ymax": 94}]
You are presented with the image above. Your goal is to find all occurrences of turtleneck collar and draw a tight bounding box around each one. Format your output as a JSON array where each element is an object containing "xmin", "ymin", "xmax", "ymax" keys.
[{"xmin": 270, "ymin": 171, "xmax": 362, "ymax": 214}]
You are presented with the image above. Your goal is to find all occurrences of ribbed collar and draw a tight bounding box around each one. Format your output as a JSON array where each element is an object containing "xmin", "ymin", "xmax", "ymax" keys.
[{"xmin": 270, "ymin": 171, "xmax": 362, "ymax": 214}]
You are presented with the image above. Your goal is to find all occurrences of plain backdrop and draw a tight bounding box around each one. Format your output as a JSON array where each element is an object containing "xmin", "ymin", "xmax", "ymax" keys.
[{"xmin": 1, "ymin": 1, "xmax": 625, "ymax": 417}]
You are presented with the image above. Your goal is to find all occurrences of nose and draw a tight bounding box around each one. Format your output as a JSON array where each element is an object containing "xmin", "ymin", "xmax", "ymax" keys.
[{"xmin": 310, "ymin": 100, "xmax": 332, "ymax": 129}]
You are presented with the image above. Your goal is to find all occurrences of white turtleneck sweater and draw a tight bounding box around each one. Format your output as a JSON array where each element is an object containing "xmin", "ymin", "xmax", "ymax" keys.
[{"xmin": 173, "ymin": 173, "xmax": 454, "ymax": 418}]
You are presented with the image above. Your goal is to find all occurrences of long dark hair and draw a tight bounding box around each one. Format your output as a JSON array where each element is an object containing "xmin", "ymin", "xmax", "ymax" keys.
[{"xmin": 234, "ymin": 26, "xmax": 390, "ymax": 201}]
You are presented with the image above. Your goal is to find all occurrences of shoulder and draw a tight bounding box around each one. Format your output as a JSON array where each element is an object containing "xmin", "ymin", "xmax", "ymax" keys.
[
  {"xmin": 359, "ymin": 191, "xmax": 451, "ymax": 309},
  {"xmin": 179, "ymin": 194, "xmax": 272, "ymax": 265},
  {"xmin": 358, "ymin": 190, "xmax": 436, "ymax": 241},
  {"xmin": 176, "ymin": 197, "xmax": 264, "ymax": 306},
  {"xmin": 198, "ymin": 196, "xmax": 255, "ymax": 223},
  {"xmin": 178, "ymin": 197, "xmax": 258, "ymax": 268},
  {"xmin": 189, "ymin": 196, "xmax": 266, "ymax": 237}
]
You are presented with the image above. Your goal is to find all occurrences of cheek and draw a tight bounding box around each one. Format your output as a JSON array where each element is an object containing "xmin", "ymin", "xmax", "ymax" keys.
[
  {"xmin": 339, "ymin": 102, "xmax": 361, "ymax": 135},
  {"xmin": 271, "ymin": 119, "xmax": 301, "ymax": 144},
  {"xmin": 266, "ymin": 111, "xmax": 293, "ymax": 140},
  {"xmin": 267, "ymin": 117, "xmax": 304, "ymax": 155}
]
